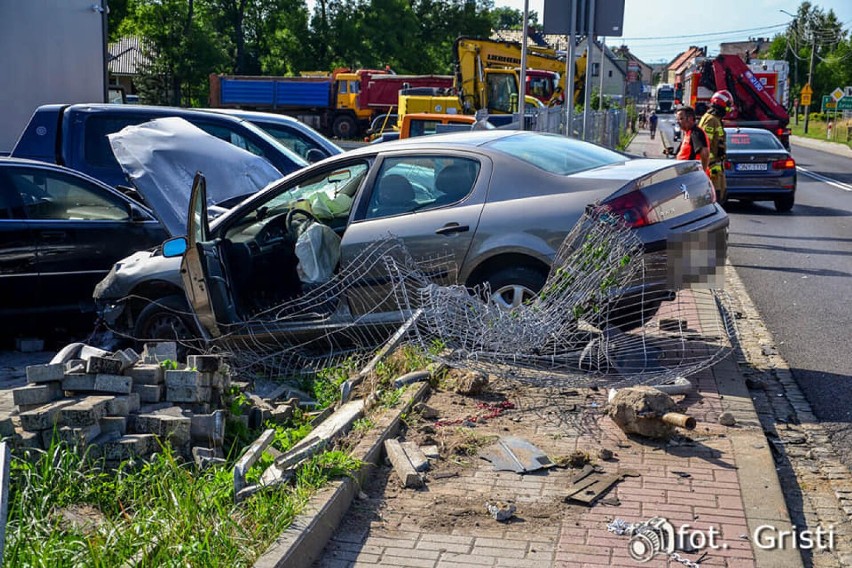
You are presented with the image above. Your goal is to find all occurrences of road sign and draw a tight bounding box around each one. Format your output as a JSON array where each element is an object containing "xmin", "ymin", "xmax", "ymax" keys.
[
  {"xmin": 822, "ymin": 95, "xmax": 852, "ymax": 111},
  {"xmin": 831, "ymin": 88, "xmax": 844, "ymax": 101},
  {"xmin": 801, "ymin": 92, "xmax": 812, "ymax": 106},
  {"xmin": 801, "ymin": 84, "xmax": 813, "ymax": 96}
]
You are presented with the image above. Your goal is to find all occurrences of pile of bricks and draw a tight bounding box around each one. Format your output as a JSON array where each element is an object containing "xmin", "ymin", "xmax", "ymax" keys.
[{"xmin": 4, "ymin": 342, "xmax": 246, "ymax": 468}]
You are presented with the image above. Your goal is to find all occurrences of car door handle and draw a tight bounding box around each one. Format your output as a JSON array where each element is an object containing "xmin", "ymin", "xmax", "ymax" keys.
[
  {"xmin": 435, "ymin": 223, "xmax": 469, "ymax": 235},
  {"xmin": 39, "ymin": 230, "xmax": 68, "ymax": 243}
]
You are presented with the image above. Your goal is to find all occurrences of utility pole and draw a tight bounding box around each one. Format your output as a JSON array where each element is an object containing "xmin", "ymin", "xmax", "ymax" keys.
[{"xmin": 804, "ymin": 33, "xmax": 816, "ymax": 134}]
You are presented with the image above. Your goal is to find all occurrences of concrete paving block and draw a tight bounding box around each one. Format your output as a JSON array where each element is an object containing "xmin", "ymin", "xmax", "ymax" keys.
[
  {"xmin": 134, "ymin": 413, "xmax": 191, "ymax": 448},
  {"xmin": 15, "ymin": 428, "xmax": 44, "ymax": 449},
  {"xmin": 190, "ymin": 410, "xmax": 225, "ymax": 446},
  {"xmin": 131, "ymin": 384, "xmax": 164, "ymax": 403},
  {"xmin": 100, "ymin": 416, "xmax": 127, "ymax": 436},
  {"xmin": 165, "ymin": 369, "xmax": 212, "ymax": 388},
  {"xmin": 26, "ymin": 363, "xmax": 65, "ymax": 384},
  {"xmin": 94, "ymin": 374, "xmax": 133, "ymax": 394},
  {"xmin": 105, "ymin": 393, "xmax": 140, "ymax": 416},
  {"xmin": 166, "ymin": 385, "xmax": 212, "ymax": 403},
  {"xmin": 116, "ymin": 348, "xmax": 141, "ymax": 371},
  {"xmin": 0, "ymin": 416, "xmax": 15, "ymax": 438},
  {"xmin": 103, "ymin": 434, "xmax": 157, "ymax": 461},
  {"xmin": 19, "ymin": 399, "xmax": 78, "ymax": 432},
  {"xmin": 187, "ymin": 355, "xmax": 221, "ymax": 373},
  {"xmin": 62, "ymin": 374, "xmax": 97, "ymax": 392},
  {"xmin": 270, "ymin": 403, "xmax": 294, "ymax": 424},
  {"xmin": 79, "ymin": 345, "xmax": 110, "ymax": 360},
  {"xmin": 86, "ymin": 356, "xmax": 124, "ymax": 375},
  {"xmin": 192, "ymin": 446, "xmax": 226, "ymax": 469},
  {"xmin": 141, "ymin": 342, "xmax": 178, "ymax": 364},
  {"xmin": 13, "ymin": 383, "xmax": 63, "ymax": 407},
  {"xmin": 127, "ymin": 364, "xmax": 164, "ymax": 385},
  {"xmin": 59, "ymin": 396, "xmax": 111, "ymax": 428},
  {"xmin": 58, "ymin": 423, "xmax": 102, "ymax": 446},
  {"xmin": 86, "ymin": 431, "xmax": 123, "ymax": 459}
]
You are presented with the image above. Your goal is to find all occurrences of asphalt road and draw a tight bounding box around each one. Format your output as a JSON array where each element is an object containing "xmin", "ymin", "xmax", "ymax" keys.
[{"xmin": 724, "ymin": 140, "xmax": 852, "ymax": 463}]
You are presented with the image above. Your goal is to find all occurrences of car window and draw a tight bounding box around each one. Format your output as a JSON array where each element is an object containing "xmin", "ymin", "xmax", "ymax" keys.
[
  {"xmin": 254, "ymin": 123, "xmax": 325, "ymax": 161},
  {"xmin": 194, "ymin": 123, "xmax": 265, "ymax": 156},
  {"xmin": 726, "ymin": 131, "xmax": 784, "ymax": 151},
  {"xmin": 364, "ymin": 157, "xmax": 480, "ymax": 220},
  {"xmin": 0, "ymin": 171, "xmax": 26, "ymax": 219},
  {"xmin": 8, "ymin": 168, "xmax": 129, "ymax": 221},
  {"xmin": 224, "ymin": 162, "xmax": 370, "ymax": 241},
  {"xmin": 486, "ymin": 133, "xmax": 624, "ymax": 175}
]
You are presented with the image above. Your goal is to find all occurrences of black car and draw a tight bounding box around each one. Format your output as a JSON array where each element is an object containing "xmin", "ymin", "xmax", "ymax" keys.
[
  {"xmin": 0, "ymin": 158, "xmax": 167, "ymax": 327},
  {"xmin": 723, "ymin": 127, "xmax": 797, "ymax": 212}
]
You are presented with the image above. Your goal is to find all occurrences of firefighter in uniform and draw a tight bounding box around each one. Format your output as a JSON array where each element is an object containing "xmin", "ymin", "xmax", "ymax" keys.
[{"xmin": 698, "ymin": 90, "xmax": 733, "ymax": 204}]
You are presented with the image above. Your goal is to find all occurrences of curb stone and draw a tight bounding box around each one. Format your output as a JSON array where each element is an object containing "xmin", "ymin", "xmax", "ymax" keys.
[
  {"xmin": 726, "ymin": 262, "xmax": 852, "ymax": 567},
  {"xmin": 254, "ymin": 381, "xmax": 431, "ymax": 568}
]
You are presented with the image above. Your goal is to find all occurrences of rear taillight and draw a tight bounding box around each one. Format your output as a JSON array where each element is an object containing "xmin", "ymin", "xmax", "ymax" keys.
[
  {"xmin": 772, "ymin": 158, "xmax": 795, "ymax": 169},
  {"xmin": 602, "ymin": 192, "xmax": 658, "ymax": 228},
  {"xmin": 776, "ymin": 128, "xmax": 790, "ymax": 137},
  {"xmin": 724, "ymin": 160, "xmax": 732, "ymax": 170}
]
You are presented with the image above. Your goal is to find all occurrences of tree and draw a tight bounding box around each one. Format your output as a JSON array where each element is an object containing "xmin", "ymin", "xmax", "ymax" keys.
[
  {"xmin": 121, "ymin": 0, "xmax": 227, "ymax": 106},
  {"xmin": 490, "ymin": 6, "xmax": 539, "ymax": 30}
]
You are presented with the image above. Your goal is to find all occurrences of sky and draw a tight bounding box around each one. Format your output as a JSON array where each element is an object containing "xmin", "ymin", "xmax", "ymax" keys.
[{"xmin": 494, "ymin": 0, "xmax": 852, "ymax": 63}]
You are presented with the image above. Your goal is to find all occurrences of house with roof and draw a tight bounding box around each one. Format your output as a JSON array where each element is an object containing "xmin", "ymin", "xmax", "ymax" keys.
[
  {"xmin": 108, "ymin": 36, "xmax": 148, "ymax": 99},
  {"xmin": 664, "ymin": 45, "xmax": 705, "ymax": 86}
]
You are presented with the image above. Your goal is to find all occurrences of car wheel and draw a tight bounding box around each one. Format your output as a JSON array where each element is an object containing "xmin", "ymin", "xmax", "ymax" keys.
[
  {"xmin": 774, "ymin": 195, "xmax": 794, "ymax": 212},
  {"xmin": 477, "ymin": 266, "xmax": 547, "ymax": 310},
  {"xmin": 332, "ymin": 114, "xmax": 357, "ymax": 139},
  {"xmin": 133, "ymin": 294, "xmax": 198, "ymax": 343}
]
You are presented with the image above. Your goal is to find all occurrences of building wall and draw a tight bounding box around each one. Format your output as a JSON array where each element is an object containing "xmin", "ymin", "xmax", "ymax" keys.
[{"xmin": 0, "ymin": 0, "xmax": 106, "ymax": 151}]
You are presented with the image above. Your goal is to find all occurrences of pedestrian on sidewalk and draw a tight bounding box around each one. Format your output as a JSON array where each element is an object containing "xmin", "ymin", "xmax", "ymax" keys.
[
  {"xmin": 648, "ymin": 111, "xmax": 658, "ymax": 139},
  {"xmin": 698, "ymin": 90, "xmax": 732, "ymax": 204},
  {"xmin": 673, "ymin": 106, "xmax": 709, "ymax": 171}
]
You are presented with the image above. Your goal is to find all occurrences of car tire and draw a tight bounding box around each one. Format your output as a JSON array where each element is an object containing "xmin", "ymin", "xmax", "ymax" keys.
[
  {"xmin": 133, "ymin": 294, "xmax": 198, "ymax": 344},
  {"xmin": 476, "ymin": 266, "xmax": 547, "ymax": 310},
  {"xmin": 774, "ymin": 195, "xmax": 794, "ymax": 212},
  {"xmin": 332, "ymin": 114, "xmax": 357, "ymax": 139}
]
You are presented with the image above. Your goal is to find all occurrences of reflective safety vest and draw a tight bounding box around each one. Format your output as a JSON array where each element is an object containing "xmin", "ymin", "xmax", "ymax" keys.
[
  {"xmin": 698, "ymin": 113, "xmax": 726, "ymax": 164},
  {"xmin": 676, "ymin": 127, "xmax": 708, "ymax": 161}
]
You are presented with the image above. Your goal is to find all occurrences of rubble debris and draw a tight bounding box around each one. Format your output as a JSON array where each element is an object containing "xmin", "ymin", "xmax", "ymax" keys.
[
  {"xmin": 400, "ymin": 441, "xmax": 430, "ymax": 472},
  {"xmin": 234, "ymin": 429, "xmax": 276, "ymax": 499},
  {"xmin": 566, "ymin": 469, "xmax": 640, "ymax": 505},
  {"xmin": 413, "ymin": 402, "xmax": 439, "ymax": 419},
  {"xmin": 650, "ymin": 376, "xmax": 695, "ymax": 396},
  {"xmin": 10, "ymin": 342, "xmax": 232, "ymax": 467},
  {"xmin": 453, "ymin": 370, "xmax": 489, "ymax": 395},
  {"xmin": 485, "ymin": 500, "xmax": 516, "ymax": 522},
  {"xmin": 480, "ymin": 436, "xmax": 554, "ymax": 473},
  {"xmin": 597, "ymin": 448, "xmax": 614, "ymax": 461},
  {"xmin": 718, "ymin": 411, "xmax": 737, "ymax": 427},
  {"xmin": 421, "ymin": 445, "xmax": 440, "ymax": 460},
  {"xmin": 384, "ymin": 438, "xmax": 424, "ymax": 488},
  {"xmin": 260, "ymin": 400, "xmax": 365, "ymax": 487},
  {"xmin": 554, "ymin": 450, "xmax": 591, "ymax": 469},
  {"xmin": 607, "ymin": 386, "xmax": 695, "ymax": 439}
]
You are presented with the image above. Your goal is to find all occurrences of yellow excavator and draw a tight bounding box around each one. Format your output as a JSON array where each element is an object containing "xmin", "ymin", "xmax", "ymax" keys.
[{"xmin": 453, "ymin": 36, "xmax": 587, "ymax": 114}]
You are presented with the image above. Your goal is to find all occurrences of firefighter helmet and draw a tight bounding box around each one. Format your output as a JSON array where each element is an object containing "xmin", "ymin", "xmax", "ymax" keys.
[{"xmin": 710, "ymin": 90, "xmax": 734, "ymax": 112}]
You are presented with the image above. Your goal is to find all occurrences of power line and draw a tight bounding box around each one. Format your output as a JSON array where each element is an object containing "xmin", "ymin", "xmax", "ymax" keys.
[{"xmin": 619, "ymin": 23, "xmax": 787, "ymax": 42}]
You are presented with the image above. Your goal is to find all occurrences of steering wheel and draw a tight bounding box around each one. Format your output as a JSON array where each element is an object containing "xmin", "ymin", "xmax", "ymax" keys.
[{"xmin": 284, "ymin": 207, "xmax": 320, "ymax": 239}]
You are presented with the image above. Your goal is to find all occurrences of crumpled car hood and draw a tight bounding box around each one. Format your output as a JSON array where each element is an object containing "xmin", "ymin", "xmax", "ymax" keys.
[
  {"xmin": 93, "ymin": 248, "xmax": 182, "ymax": 301},
  {"xmin": 108, "ymin": 117, "xmax": 282, "ymax": 236}
]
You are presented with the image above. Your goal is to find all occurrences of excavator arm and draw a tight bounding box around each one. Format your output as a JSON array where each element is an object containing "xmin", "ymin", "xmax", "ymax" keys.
[{"xmin": 453, "ymin": 37, "xmax": 587, "ymax": 110}]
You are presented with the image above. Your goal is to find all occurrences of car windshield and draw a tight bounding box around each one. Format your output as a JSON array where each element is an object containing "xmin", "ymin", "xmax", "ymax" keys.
[
  {"xmin": 726, "ymin": 130, "xmax": 784, "ymax": 151},
  {"xmin": 485, "ymin": 134, "xmax": 625, "ymax": 175}
]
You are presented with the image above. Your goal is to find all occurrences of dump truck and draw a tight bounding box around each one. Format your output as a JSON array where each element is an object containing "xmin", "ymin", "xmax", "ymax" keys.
[
  {"xmin": 208, "ymin": 70, "xmax": 454, "ymax": 139},
  {"xmin": 677, "ymin": 54, "xmax": 790, "ymax": 148}
]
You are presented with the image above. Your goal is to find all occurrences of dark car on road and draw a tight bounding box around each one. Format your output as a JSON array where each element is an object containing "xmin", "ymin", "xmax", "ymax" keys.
[
  {"xmin": 0, "ymin": 158, "xmax": 166, "ymax": 327},
  {"xmin": 116, "ymin": 130, "xmax": 728, "ymax": 347},
  {"xmin": 723, "ymin": 127, "xmax": 796, "ymax": 212}
]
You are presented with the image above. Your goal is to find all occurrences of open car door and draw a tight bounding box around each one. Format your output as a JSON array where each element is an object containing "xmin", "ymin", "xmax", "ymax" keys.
[{"xmin": 180, "ymin": 173, "xmax": 239, "ymax": 339}]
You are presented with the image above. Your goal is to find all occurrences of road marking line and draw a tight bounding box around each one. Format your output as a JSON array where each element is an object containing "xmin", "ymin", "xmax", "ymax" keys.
[{"xmin": 797, "ymin": 166, "xmax": 852, "ymax": 191}]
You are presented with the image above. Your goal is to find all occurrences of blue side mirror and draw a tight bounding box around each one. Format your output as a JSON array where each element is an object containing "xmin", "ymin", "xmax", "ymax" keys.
[{"xmin": 162, "ymin": 237, "xmax": 188, "ymax": 258}]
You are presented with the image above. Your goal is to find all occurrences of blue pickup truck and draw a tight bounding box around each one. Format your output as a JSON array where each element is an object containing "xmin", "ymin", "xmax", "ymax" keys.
[{"xmin": 10, "ymin": 104, "xmax": 309, "ymax": 189}]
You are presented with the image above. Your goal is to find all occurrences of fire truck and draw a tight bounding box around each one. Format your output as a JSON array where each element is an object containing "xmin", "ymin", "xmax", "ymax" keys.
[{"xmin": 677, "ymin": 54, "xmax": 790, "ymax": 147}]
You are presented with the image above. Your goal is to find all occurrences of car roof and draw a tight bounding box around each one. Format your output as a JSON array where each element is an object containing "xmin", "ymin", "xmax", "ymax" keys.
[
  {"xmin": 0, "ymin": 155, "xmax": 113, "ymax": 185},
  {"xmin": 343, "ymin": 129, "xmax": 526, "ymax": 157}
]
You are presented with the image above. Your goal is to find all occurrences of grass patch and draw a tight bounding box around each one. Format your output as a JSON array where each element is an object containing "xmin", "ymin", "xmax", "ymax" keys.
[{"xmin": 789, "ymin": 116, "xmax": 852, "ymax": 148}]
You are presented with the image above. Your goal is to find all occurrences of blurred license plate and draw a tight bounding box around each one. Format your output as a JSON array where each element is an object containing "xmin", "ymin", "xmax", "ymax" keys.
[{"xmin": 735, "ymin": 163, "xmax": 768, "ymax": 171}]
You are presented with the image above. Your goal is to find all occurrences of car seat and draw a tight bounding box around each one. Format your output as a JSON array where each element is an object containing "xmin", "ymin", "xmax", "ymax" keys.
[
  {"xmin": 433, "ymin": 164, "xmax": 475, "ymax": 207},
  {"xmin": 372, "ymin": 174, "xmax": 416, "ymax": 216}
]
